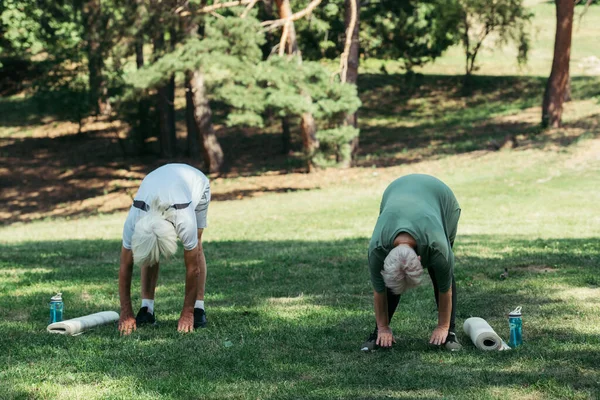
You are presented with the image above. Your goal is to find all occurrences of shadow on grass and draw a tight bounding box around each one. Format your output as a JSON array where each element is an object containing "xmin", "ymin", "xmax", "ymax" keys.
[
  {"xmin": 356, "ymin": 74, "xmax": 600, "ymax": 167},
  {"xmin": 0, "ymin": 235, "xmax": 598, "ymax": 398}
]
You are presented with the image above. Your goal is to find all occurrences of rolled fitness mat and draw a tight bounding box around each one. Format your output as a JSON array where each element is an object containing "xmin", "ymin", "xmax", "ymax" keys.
[
  {"xmin": 47, "ymin": 311, "xmax": 119, "ymax": 335},
  {"xmin": 463, "ymin": 317, "xmax": 507, "ymax": 351}
]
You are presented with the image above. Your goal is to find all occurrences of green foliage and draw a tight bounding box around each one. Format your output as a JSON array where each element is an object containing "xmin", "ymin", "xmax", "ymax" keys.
[
  {"xmin": 315, "ymin": 125, "xmax": 359, "ymax": 144},
  {"xmin": 0, "ymin": 0, "xmax": 133, "ymax": 117},
  {"xmin": 361, "ymin": 0, "xmax": 463, "ymax": 70},
  {"xmin": 314, "ymin": 125, "xmax": 359, "ymax": 166},
  {"xmin": 458, "ymin": 0, "xmax": 533, "ymax": 76},
  {"xmin": 0, "ymin": 0, "xmax": 83, "ymax": 58},
  {"xmin": 0, "ymin": 0, "xmax": 91, "ymax": 122},
  {"xmin": 274, "ymin": 0, "xmax": 461, "ymax": 71},
  {"xmin": 126, "ymin": 15, "xmax": 361, "ymax": 165}
]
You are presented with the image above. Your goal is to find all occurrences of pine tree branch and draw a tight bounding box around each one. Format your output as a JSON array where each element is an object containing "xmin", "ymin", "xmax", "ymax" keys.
[
  {"xmin": 261, "ymin": 0, "xmax": 323, "ymax": 31},
  {"xmin": 577, "ymin": 0, "xmax": 594, "ymax": 25},
  {"xmin": 177, "ymin": 0, "xmax": 260, "ymax": 16},
  {"xmin": 278, "ymin": 20, "xmax": 291, "ymax": 55},
  {"xmin": 241, "ymin": 0, "xmax": 259, "ymax": 17},
  {"xmin": 339, "ymin": 0, "xmax": 357, "ymax": 83}
]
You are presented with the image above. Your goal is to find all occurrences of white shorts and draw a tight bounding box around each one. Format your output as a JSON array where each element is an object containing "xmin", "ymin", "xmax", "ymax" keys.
[{"xmin": 195, "ymin": 183, "xmax": 211, "ymax": 229}]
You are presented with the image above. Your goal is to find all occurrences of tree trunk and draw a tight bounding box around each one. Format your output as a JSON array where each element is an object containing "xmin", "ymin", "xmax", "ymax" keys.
[
  {"xmin": 281, "ymin": 117, "xmax": 291, "ymax": 154},
  {"xmin": 340, "ymin": 0, "xmax": 360, "ymax": 168},
  {"xmin": 542, "ymin": 0, "xmax": 574, "ymax": 128},
  {"xmin": 153, "ymin": 32, "xmax": 176, "ymax": 157},
  {"xmin": 185, "ymin": 72, "xmax": 201, "ymax": 158},
  {"xmin": 168, "ymin": 27, "xmax": 178, "ymax": 151},
  {"xmin": 275, "ymin": 0, "xmax": 319, "ymax": 167},
  {"xmin": 167, "ymin": 73, "xmax": 177, "ymax": 151},
  {"xmin": 82, "ymin": 0, "xmax": 108, "ymax": 116},
  {"xmin": 564, "ymin": 72, "xmax": 571, "ymax": 102},
  {"xmin": 189, "ymin": 70, "xmax": 224, "ymax": 173},
  {"xmin": 135, "ymin": 34, "xmax": 150, "ymax": 154}
]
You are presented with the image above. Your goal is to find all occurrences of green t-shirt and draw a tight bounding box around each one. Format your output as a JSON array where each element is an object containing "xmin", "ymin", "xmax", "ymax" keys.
[{"xmin": 368, "ymin": 174, "xmax": 461, "ymax": 293}]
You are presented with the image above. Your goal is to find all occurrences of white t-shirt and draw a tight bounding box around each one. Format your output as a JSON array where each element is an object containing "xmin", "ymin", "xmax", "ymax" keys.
[{"xmin": 122, "ymin": 163, "xmax": 210, "ymax": 251}]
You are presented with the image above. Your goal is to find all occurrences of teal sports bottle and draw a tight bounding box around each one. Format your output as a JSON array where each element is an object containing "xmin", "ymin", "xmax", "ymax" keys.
[
  {"xmin": 508, "ymin": 306, "xmax": 522, "ymax": 347},
  {"xmin": 49, "ymin": 293, "xmax": 64, "ymax": 324}
]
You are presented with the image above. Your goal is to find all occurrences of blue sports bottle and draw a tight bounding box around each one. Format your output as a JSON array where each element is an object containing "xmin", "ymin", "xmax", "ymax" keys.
[
  {"xmin": 49, "ymin": 293, "xmax": 64, "ymax": 324},
  {"xmin": 508, "ymin": 306, "xmax": 522, "ymax": 347}
]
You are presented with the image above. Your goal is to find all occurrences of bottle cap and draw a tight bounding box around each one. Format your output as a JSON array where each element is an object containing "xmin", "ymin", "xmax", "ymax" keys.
[
  {"xmin": 50, "ymin": 293, "xmax": 63, "ymax": 302},
  {"xmin": 509, "ymin": 306, "xmax": 522, "ymax": 317}
]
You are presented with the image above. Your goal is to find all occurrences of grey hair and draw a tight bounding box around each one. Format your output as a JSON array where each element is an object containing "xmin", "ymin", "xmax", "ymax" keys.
[
  {"xmin": 131, "ymin": 197, "xmax": 178, "ymax": 267},
  {"xmin": 382, "ymin": 245, "xmax": 424, "ymax": 295}
]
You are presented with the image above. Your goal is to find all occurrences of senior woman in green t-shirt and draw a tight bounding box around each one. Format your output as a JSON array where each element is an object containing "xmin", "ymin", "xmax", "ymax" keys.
[{"xmin": 361, "ymin": 174, "xmax": 462, "ymax": 352}]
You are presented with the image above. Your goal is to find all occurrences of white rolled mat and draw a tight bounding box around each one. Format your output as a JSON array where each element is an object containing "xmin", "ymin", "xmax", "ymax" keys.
[
  {"xmin": 463, "ymin": 317, "xmax": 509, "ymax": 351},
  {"xmin": 47, "ymin": 311, "xmax": 119, "ymax": 335}
]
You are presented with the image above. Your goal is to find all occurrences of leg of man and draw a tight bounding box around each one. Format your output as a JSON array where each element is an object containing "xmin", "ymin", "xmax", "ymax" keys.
[
  {"xmin": 196, "ymin": 229, "xmax": 207, "ymax": 302},
  {"xmin": 193, "ymin": 183, "xmax": 210, "ymax": 328},
  {"xmin": 194, "ymin": 228, "xmax": 208, "ymax": 328},
  {"xmin": 136, "ymin": 262, "xmax": 159, "ymax": 325},
  {"xmin": 141, "ymin": 263, "xmax": 160, "ymax": 301}
]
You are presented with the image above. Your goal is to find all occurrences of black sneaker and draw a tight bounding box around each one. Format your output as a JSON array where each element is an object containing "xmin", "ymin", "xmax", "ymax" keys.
[
  {"xmin": 444, "ymin": 331, "xmax": 462, "ymax": 351},
  {"xmin": 194, "ymin": 308, "xmax": 207, "ymax": 329},
  {"xmin": 360, "ymin": 331, "xmax": 379, "ymax": 352},
  {"xmin": 135, "ymin": 307, "xmax": 157, "ymax": 326}
]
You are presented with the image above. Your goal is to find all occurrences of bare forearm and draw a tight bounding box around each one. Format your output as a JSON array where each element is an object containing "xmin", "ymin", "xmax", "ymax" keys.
[
  {"xmin": 183, "ymin": 266, "xmax": 199, "ymax": 312},
  {"xmin": 373, "ymin": 290, "xmax": 389, "ymax": 329},
  {"xmin": 437, "ymin": 290, "xmax": 452, "ymax": 329},
  {"xmin": 182, "ymin": 249, "xmax": 200, "ymax": 313},
  {"xmin": 118, "ymin": 247, "xmax": 134, "ymax": 316},
  {"xmin": 196, "ymin": 245, "xmax": 207, "ymax": 300}
]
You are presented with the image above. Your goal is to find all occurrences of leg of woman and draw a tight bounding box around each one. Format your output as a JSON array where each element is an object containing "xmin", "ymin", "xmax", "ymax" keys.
[{"xmin": 371, "ymin": 289, "xmax": 401, "ymax": 335}]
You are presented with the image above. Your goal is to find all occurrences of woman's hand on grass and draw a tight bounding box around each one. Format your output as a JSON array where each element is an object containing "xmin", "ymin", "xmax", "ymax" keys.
[{"xmin": 429, "ymin": 326, "xmax": 449, "ymax": 346}]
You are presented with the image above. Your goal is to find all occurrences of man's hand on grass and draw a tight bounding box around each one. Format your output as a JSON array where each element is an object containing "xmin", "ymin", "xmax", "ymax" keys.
[
  {"xmin": 376, "ymin": 326, "xmax": 396, "ymax": 348},
  {"xmin": 119, "ymin": 313, "xmax": 136, "ymax": 336},
  {"xmin": 178, "ymin": 310, "xmax": 194, "ymax": 333}
]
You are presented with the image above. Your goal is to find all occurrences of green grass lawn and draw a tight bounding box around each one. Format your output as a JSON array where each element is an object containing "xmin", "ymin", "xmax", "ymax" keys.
[
  {"xmin": 1, "ymin": 138, "xmax": 599, "ymax": 399},
  {"xmin": 1, "ymin": 1, "xmax": 600, "ymax": 399}
]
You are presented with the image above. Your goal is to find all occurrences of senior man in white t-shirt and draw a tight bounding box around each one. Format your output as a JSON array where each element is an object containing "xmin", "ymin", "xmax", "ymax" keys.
[{"xmin": 118, "ymin": 163, "xmax": 211, "ymax": 335}]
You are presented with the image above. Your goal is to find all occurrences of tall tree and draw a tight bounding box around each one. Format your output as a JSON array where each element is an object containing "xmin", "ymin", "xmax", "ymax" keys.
[
  {"xmin": 542, "ymin": 0, "xmax": 574, "ymax": 128},
  {"xmin": 275, "ymin": 0, "xmax": 319, "ymax": 164},
  {"xmin": 184, "ymin": 18, "xmax": 224, "ymax": 173},
  {"xmin": 81, "ymin": 0, "xmax": 111, "ymax": 115},
  {"xmin": 188, "ymin": 70, "xmax": 225, "ymax": 173},
  {"xmin": 339, "ymin": 0, "xmax": 360, "ymax": 167},
  {"xmin": 133, "ymin": 1, "xmax": 150, "ymax": 153},
  {"xmin": 153, "ymin": 30, "xmax": 177, "ymax": 157}
]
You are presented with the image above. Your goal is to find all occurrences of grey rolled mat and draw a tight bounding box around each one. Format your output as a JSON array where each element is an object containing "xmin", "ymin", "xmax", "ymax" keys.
[{"xmin": 47, "ymin": 311, "xmax": 119, "ymax": 335}]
